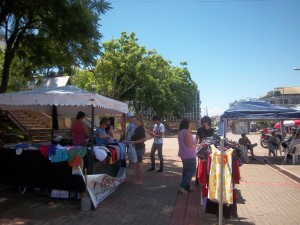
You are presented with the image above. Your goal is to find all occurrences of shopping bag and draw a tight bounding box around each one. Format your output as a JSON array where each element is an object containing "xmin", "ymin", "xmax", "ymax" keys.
[{"xmin": 127, "ymin": 143, "xmax": 137, "ymax": 163}]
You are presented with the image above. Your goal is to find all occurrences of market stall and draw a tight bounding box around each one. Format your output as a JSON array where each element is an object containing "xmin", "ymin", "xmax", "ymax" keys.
[
  {"xmin": 215, "ymin": 100, "xmax": 300, "ymax": 224},
  {"xmin": 0, "ymin": 85, "xmax": 128, "ymax": 199}
]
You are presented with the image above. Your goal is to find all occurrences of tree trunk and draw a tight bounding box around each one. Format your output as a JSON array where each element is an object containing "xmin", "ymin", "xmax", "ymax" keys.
[{"xmin": 0, "ymin": 48, "xmax": 14, "ymax": 93}]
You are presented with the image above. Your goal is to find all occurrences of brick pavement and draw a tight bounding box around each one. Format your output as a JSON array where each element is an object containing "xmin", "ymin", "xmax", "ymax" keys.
[{"xmin": 0, "ymin": 135, "xmax": 299, "ymax": 225}]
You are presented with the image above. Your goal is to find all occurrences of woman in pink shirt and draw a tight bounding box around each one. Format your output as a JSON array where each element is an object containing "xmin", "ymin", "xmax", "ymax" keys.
[
  {"xmin": 177, "ymin": 118, "xmax": 198, "ymax": 194},
  {"xmin": 71, "ymin": 111, "xmax": 89, "ymax": 145}
]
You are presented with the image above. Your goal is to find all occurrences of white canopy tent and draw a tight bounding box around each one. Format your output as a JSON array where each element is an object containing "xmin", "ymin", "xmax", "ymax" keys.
[
  {"xmin": 0, "ymin": 85, "xmax": 129, "ymax": 174},
  {"xmin": 0, "ymin": 85, "xmax": 128, "ymax": 116}
]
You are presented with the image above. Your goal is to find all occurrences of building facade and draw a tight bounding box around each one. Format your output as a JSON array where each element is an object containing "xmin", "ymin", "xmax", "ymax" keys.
[
  {"xmin": 259, "ymin": 86, "xmax": 300, "ymax": 108},
  {"xmin": 182, "ymin": 90, "xmax": 201, "ymax": 121}
]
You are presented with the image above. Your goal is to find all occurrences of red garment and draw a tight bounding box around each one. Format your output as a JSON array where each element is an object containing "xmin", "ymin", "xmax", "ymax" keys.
[
  {"xmin": 68, "ymin": 155, "xmax": 82, "ymax": 167},
  {"xmin": 71, "ymin": 120, "xmax": 88, "ymax": 145},
  {"xmin": 198, "ymin": 160, "xmax": 206, "ymax": 185},
  {"xmin": 233, "ymin": 188, "xmax": 238, "ymax": 200},
  {"xmin": 108, "ymin": 147, "xmax": 117, "ymax": 163},
  {"xmin": 233, "ymin": 159, "xmax": 241, "ymax": 184},
  {"xmin": 198, "ymin": 160, "xmax": 208, "ymax": 197},
  {"xmin": 39, "ymin": 145, "xmax": 49, "ymax": 158}
]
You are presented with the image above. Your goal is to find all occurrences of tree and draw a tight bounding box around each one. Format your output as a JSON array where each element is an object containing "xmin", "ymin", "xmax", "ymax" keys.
[
  {"xmin": 72, "ymin": 32, "xmax": 198, "ymax": 118},
  {"xmin": 0, "ymin": 48, "xmax": 39, "ymax": 92},
  {"xmin": 0, "ymin": 0, "xmax": 111, "ymax": 93}
]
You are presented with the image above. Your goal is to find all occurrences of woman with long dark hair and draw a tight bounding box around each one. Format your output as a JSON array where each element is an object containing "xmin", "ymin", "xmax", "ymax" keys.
[{"xmin": 177, "ymin": 118, "xmax": 198, "ymax": 194}]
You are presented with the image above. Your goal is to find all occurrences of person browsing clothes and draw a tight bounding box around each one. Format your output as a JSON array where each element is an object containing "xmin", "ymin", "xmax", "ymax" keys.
[
  {"xmin": 95, "ymin": 117, "xmax": 113, "ymax": 145},
  {"xmin": 177, "ymin": 118, "xmax": 199, "ymax": 194},
  {"xmin": 71, "ymin": 111, "xmax": 89, "ymax": 146},
  {"xmin": 195, "ymin": 116, "xmax": 215, "ymax": 186},
  {"xmin": 105, "ymin": 116, "xmax": 115, "ymax": 138},
  {"xmin": 130, "ymin": 114, "xmax": 147, "ymax": 185},
  {"xmin": 125, "ymin": 113, "xmax": 136, "ymax": 142},
  {"xmin": 196, "ymin": 116, "xmax": 215, "ymax": 143}
]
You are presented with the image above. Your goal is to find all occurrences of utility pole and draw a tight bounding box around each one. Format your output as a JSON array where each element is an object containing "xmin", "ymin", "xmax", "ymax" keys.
[{"xmin": 276, "ymin": 87, "xmax": 284, "ymax": 106}]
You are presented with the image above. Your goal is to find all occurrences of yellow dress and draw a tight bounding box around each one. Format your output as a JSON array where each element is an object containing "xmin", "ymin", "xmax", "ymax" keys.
[{"xmin": 208, "ymin": 145, "xmax": 233, "ymax": 204}]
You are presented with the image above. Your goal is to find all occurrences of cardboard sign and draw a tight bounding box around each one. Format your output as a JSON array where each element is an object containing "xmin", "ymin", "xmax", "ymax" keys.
[{"xmin": 81, "ymin": 167, "xmax": 126, "ymax": 208}]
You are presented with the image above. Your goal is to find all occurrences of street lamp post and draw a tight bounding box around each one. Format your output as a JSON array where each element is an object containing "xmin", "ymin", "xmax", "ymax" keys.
[
  {"xmin": 282, "ymin": 87, "xmax": 285, "ymax": 107},
  {"xmin": 276, "ymin": 87, "xmax": 285, "ymax": 106},
  {"xmin": 293, "ymin": 68, "xmax": 300, "ymax": 71}
]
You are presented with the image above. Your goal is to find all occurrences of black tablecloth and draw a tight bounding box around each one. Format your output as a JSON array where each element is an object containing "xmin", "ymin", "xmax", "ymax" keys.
[{"xmin": 0, "ymin": 148, "xmax": 85, "ymax": 192}]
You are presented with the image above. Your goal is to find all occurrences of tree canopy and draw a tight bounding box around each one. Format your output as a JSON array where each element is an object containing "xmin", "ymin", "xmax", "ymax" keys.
[
  {"xmin": 72, "ymin": 32, "xmax": 198, "ymax": 118},
  {"xmin": 0, "ymin": 0, "xmax": 111, "ymax": 93}
]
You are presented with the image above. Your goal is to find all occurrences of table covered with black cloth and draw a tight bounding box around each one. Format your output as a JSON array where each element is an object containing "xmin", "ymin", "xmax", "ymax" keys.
[{"xmin": 0, "ymin": 148, "xmax": 85, "ymax": 192}]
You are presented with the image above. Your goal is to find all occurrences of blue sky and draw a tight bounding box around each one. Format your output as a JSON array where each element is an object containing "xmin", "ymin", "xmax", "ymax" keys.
[{"xmin": 100, "ymin": 0, "xmax": 300, "ymax": 116}]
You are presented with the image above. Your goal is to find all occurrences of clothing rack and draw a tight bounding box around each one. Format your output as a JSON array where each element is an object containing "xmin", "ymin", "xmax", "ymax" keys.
[{"xmin": 197, "ymin": 135, "xmax": 242, "ymax": 220}]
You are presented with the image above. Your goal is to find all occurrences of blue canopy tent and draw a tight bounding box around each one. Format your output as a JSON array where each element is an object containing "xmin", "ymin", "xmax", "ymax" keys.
[
  {"xmin": 218, "ymin": 100, "xmax": 300, "ymax": 136},
  {"xmin": 216, "ymin": 100, "xmax": 300, "ymax": 224}
]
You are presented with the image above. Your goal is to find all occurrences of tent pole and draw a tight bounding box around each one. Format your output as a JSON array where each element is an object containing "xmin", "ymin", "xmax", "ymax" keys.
[
  {"xmin": 223, "ymin": 118, "xmax": 228, "ymax": 139},
  {"xmin": 279, "ymin": 120, "xmax": 284, "ymax": 137},
  {"xmin": 219, "ymin": 136, "xmax": 224, "ymax": 225},
  {"xmin": 89, "ymin": 104, "xmax": 95, "ymax": 174}
]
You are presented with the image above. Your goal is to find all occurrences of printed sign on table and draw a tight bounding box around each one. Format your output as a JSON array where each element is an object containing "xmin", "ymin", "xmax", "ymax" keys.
[{"xmin": 83, "ymin": 167, "xmax": 126, "ymax": 208}]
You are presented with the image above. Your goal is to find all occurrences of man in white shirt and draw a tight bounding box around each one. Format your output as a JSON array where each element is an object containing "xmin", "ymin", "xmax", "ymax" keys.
[{"xmin": 147, "ymin": 115, "xmax": 165, "ymax": 172}]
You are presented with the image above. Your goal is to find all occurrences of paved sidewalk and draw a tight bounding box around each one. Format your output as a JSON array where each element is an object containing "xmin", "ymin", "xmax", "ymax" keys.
[
  {"xmin": 0, "ymin": 135, "xmax": 299, "ymax": 225},
  {"xmin": 226, "ymin": 133, "xmax": 300, "ymax": 180}
]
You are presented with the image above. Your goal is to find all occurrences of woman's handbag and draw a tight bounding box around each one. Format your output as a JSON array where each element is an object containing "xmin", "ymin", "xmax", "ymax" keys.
[{"xmin": 127, "ymin": 143, "xmax": 137, "ymax": 163}]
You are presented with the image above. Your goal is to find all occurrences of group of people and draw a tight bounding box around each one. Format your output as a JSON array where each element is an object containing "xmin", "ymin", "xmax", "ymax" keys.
[
  {"xmin": 126, "ymin": 114, "xmax": 165, "ymax": 185},
  {"xmin": 70, "ymin": 111, "xmax": 216, "ymax": 193},
  {"xmin": 70, "ymin": 111, "xmax": 166, "ymax": 186},
  {"xmin": 71, "ymin": 111, "xmax": 221, "ymax": 194},
  {"xmin": 70, "ymin": 111, "xmax": 116, "ymax": 146},
  {"xmin": 177, "ymin": 116, "xmax": 214, "ymax": 194},
  {"xmin": 71, "ymin": 111, "xmax": 298, "ymax": 197}
]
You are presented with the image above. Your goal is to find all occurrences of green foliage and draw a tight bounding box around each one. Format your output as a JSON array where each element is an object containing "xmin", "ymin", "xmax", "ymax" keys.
[
  {"xmin": 72, "ymin": 69, "xmax": 97, "ymax": 92},
  {"xmin": 0, "ymin": 49, "xmax": 34, "ymax": 92},
  {"xmin": 0, "ymin": 0, "xmax": 111, "ymax": 93},
  {"xmin": 73, "ymin": 32, "xmax": 198, "ymax": 118}
]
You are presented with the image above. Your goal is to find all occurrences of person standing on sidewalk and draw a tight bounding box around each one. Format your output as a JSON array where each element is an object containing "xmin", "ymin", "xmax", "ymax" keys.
[
  {"xmin": 177, "ymin": 118, "xmax": 198, "ymax": 194},
  {"xmin": 147, "ymin": 115, "xmax": 165, "ymax": 172},
  {"xmin": 125, "ymin": 113, "xmax": 136, "ymax": 142},
  {"xmin": 130, "ymin": 114, "xmax": 147, "ymax": 185},
  {"xmin": 195, "ymin": 116, "xmax": 215, "ymax": 185},
  {"xmin": 195, "ymin": 116, "xmax": 215, "ymax": 144}
]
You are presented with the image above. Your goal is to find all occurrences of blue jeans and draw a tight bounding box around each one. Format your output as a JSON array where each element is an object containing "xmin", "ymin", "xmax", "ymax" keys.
[
  {"xmin": 269, "ymin": 143, "xmax": 277, "ymax": 156},
  {"xmin": 180, "ymin": 158, "xmax": 196, "ymax": 190},
  {"xmin": 150, "ymin": 143, "xmax": 164, "ymax": 170}
]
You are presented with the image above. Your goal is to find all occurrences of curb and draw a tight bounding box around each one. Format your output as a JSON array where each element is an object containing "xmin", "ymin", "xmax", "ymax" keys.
[
  {"xmin": 254, "ymin": 156, "xmax": 300, "ymax": 184},
  {"xmin": 267, "ymin": 163, "xmax": 300, "ymax": 183}
]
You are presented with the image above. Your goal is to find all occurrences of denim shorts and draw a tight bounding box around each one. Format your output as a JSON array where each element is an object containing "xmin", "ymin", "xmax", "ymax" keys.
[{"xmin": 136, "ymin": 148, "xmax": 145, "ymax": 162}]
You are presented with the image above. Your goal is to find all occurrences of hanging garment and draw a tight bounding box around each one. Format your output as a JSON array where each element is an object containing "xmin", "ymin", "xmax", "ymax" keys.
[{"xmin": 208, "ymin": 145, "xmax": 234, "ymax": 204}]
